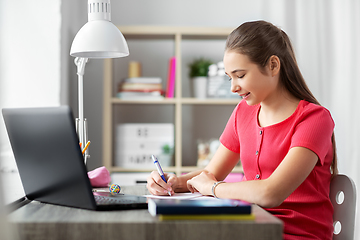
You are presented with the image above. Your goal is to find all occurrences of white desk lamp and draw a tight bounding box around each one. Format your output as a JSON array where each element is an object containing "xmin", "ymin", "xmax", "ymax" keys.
[{"xmin": 70, "ymin": 0, "xmax": 129, "ymax": 164}]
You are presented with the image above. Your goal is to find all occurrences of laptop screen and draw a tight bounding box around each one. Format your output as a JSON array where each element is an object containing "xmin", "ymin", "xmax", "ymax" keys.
[{"xmin": 2, "ymin": 107, "xmax": 97, "ymax": 210}]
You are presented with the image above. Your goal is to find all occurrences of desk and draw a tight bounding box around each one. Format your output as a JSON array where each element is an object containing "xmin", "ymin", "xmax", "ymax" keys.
[{"xmin": 8, "ymin": 185, "xmax": 283, "ymax": 240}]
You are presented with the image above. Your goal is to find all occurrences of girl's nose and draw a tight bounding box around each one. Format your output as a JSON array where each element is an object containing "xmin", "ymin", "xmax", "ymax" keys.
[{"xmin": 231, "ymin": 81, "xmax": 241, "ymax": 93}]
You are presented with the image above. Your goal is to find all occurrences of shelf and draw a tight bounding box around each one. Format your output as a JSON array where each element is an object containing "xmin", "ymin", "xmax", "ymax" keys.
[
  {"xmin": 111, "ymin": 97, "xmax": 240, "ymax": 105},
  {"xmin": 110, "ymin": 166, "xmax": 177, "ymax": 173},
  {"xmin": 111, "ymin": 98, "xmax": 177, "ymax": 104},
  {"xmin": 109, "ymin": 166, "xmax": 243, "ymax": 174},
  {"xmin": 117, "ymin": 26, "xmax": 234, "ymax": 37},
  {"xmin": 103, "ymin": 26, "xmax": 242, "ymax": 177},
  {"xmin": 180, "ymin": 98, "xmax": 240, "ymax": 105}
]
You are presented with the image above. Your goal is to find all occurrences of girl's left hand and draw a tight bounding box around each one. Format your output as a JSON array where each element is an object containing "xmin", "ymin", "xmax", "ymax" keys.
[{"xmin": 187, "ymin": 170, "xmax": 218, "ymax": 196}]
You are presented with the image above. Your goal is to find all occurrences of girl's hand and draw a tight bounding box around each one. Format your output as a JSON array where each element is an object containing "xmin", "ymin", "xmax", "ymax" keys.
[
  {"xmin": 146, "ymin": 171, "xmax": 176, "ymax": 196},
  {"xmin": 187, "ymin": 171, "xmax": 218, "ymax": 196}
]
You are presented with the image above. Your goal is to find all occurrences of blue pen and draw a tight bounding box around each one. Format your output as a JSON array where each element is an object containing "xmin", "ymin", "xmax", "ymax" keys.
[{"xmin": 152, "ymin": 154, "xmax": 171, "ymax": 196}]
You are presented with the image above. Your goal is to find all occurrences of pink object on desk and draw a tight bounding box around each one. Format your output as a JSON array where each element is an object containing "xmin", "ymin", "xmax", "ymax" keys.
[
  {"xmin": 87, "ymin": 166, "xmax": 111, "ymax": 187},
  {"xmin": 224, "ymin": 173, "xmax": 244, "ymax": 182}
]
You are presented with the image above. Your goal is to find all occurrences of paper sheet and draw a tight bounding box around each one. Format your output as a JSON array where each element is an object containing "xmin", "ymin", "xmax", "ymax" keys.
[{"xmin": 144, "ymin": 192, "xmax": 203, "ymax": 200}]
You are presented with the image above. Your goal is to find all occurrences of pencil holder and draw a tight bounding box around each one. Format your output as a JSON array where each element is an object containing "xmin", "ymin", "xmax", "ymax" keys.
[{"xmin": 76, "ymin": 118, "xmax": 90, "ymax": 164}]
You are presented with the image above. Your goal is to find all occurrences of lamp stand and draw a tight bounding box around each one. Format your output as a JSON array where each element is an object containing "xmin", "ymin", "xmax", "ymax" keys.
[{"xmin": 74, "ymin": 57, "xmax": 90, "ymax": 164}]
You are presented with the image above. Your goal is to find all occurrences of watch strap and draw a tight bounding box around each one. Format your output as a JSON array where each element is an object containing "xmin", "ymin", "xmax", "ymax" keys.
[{"xmin": 211, "ymin": 181, "xmax": 225, "ymax": 198}]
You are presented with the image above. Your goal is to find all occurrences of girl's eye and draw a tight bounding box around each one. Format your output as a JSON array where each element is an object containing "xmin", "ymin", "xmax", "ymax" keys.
[{"xmin": 228, "ymin": 74, "xmax": 245, "ymax": 81}]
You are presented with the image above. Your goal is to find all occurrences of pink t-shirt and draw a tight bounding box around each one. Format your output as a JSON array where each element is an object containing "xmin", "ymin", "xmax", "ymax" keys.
[{"xmin": 220, "ymin": 100, "xmax": 334, "ymax": 240}]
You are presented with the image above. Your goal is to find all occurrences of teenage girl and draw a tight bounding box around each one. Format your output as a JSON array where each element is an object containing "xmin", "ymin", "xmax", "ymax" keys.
[{"xmin": 147, "ymin": 20, "xmax": 337, "ymax": 240}]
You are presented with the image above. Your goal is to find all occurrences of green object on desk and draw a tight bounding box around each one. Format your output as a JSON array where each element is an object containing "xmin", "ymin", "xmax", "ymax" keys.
[{"xmin": 158, "ymin": 213, "xmax": 255, "ymax": 221}]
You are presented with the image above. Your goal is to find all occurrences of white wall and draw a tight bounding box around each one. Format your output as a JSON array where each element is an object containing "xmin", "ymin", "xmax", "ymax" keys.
[
  {"xmin": 0, "ymin": 1, "xmax": 61, "ymax": 238},
  {"xmin": 0, "ymin": 1, "xmax": 62, "ymax": 169}
]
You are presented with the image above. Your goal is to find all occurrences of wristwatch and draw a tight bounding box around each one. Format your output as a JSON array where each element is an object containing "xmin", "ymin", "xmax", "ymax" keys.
[{"xmin": 211, "ymin": 181, "xmax": 225, "ymax": 198}]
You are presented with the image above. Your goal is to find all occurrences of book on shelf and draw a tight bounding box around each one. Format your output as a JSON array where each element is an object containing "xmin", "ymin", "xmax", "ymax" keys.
[
  {"xmin": 148, "ymin": 198, "xmax": 252, "ymax": 217},
  {"xmin": 158, "ymin": 213, "xmax": 255, "ymax": 221},
  {"xmin": 123, "ymin": 77, "xmax": 162, "ymax": 84},
  {"xmin": 117, "ymin": 90, "xmax": 164, "ymax": 100},
  {"xmin": 118, "ymin": 77, "xmax": 164, "ymax": 99},
  {"xmin": 166, "ymin": 57, "xmax": 176, "ymax": 98},
  {"xmin": 120, "ymin": 82, "xmax": 162, "ymax": 91}
]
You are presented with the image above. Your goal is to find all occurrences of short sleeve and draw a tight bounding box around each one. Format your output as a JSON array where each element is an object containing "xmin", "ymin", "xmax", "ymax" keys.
[
  {"xmin": 290, "ymin": 106, "xmax": 334, "ymax": 165},
  {"xmin": 219, "ymin": 104, "xmax": 240, "ymax": 153}
]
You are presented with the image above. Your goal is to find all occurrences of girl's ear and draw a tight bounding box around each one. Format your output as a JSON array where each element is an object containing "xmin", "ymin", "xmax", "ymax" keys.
[{"xmin": 269, "ymin": 55, "xmax": 280, "ymax": 77}]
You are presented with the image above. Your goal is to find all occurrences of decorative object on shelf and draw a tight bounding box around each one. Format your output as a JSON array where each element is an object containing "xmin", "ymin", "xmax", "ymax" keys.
[
  {"xmin": 115, "ymin": 123, "xmax": 174, "ymax": 168},
  {"xmin": 166, "ymin": 57, "xmax": 176, "ymax": 98},
  {"xmin": 70, "ymin": 0, "xmax": 129, "ymax": 164},
  {"xmin": 208, "ymin": 61, "xmax": 239, "ymax": 99},
  {"xmin": 197, "ymin": 138, "xmax": 220, "ymax": 167},
  {"xmin": 188, "ymin": 58, "xmax": 213, "ymax": 99},
  {"xmin": 157, "ymin": 144, "xmax": 174, "ymax": 167},
  {"xmin": 128, "ymin": 61, "xmax": 141, "ymax": 78}
]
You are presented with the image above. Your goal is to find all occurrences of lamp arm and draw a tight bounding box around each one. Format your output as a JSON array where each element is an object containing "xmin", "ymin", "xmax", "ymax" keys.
[
  {"xmin": 74, "ymin": 57, "xmax": 88, "ymax": 123},
  {"xmin": 75, "ymin": 57, "xmax": 88, "ymax": 76},
  {"xmin": 74, "ymin": 57, "xmax": 90, "ymax": 164}
]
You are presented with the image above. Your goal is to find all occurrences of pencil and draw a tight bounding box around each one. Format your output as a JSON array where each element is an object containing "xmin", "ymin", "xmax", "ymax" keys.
[{"xmin": 82, "ymin": 141, "xmax": 91, "ymax": 154}]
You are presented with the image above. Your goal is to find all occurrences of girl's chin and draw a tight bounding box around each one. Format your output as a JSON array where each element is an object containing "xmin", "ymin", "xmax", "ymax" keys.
[{"xmin": 243, "ymin": 99, "xmax": 259, "ymax": 106}]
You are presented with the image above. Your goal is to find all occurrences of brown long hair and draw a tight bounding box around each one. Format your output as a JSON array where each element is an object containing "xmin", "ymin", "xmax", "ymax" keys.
[{"xmin": 226, "ymin": 20, "xmax": 338, "ymax": 177}]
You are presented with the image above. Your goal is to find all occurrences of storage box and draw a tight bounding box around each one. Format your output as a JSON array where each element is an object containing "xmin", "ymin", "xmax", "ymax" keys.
[{"xmin": 115, "ymin": 123, "xmax": 174, "ymax": 168}]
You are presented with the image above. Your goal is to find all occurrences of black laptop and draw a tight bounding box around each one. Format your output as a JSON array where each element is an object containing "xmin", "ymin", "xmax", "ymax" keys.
[{"xmin": 2, "ymin": 106, "xmax": 148, "ymax": 211}]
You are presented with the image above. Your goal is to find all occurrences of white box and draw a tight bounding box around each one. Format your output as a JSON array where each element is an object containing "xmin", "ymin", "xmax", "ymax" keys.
[{"xmin": 115, "ymin": 123, "xmax": 174, "ymax": 168}]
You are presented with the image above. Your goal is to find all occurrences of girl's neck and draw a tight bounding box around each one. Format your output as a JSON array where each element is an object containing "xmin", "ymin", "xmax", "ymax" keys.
[{"xmin": 258, "ymin": 89, "xmax": 300, "ymax": 127}]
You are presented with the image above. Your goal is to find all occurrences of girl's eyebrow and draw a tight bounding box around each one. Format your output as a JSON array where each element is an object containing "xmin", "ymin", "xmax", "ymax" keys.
[
  {"xmin": 225, "ymin": 69, "xmax": 246, "ymax": 75},
  {"xmin": 232, "ymin": 69, "xmax": 246, "ymax": 73}
]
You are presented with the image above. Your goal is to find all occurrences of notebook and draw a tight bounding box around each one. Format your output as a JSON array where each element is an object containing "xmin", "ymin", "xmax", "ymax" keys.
[
  {"xmin": 148, "ymin": 198, "xmax": 252, "ymax": 216},
  {"xmin": 2, "ymin": 106, "xmax": 148, "ymax": 211}
]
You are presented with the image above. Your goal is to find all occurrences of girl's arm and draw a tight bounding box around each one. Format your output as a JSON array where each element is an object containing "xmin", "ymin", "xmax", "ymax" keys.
[
  {"xmin": 187, "ymin": 145, "xmax": 318, "ymax": 208},
  {"xmin": 146, "ymin": 143, "xmax": 240, "ymax": 195}
]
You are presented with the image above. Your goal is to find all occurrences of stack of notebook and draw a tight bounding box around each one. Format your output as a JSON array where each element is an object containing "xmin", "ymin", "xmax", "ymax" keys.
[{"xmin": 148, "ymin": 198, "xmax": 254, "ymax": 221}]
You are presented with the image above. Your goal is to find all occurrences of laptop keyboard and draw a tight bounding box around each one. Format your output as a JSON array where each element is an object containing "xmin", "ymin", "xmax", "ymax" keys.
[{"xmin": 94, "ymin": 194, "xmax": 138, "ymax": 205}]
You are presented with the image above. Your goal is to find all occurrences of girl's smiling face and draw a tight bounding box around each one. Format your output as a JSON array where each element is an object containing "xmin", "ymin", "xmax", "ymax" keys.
[{"xmin": 223, "ymin": 51, "xmax": 279, "ymax": 106}]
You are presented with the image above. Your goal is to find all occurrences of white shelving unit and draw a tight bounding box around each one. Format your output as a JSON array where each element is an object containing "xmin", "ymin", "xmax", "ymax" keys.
[{"xmin": 102, "ymin": 26, "xmax": 242, "ymax": 176}]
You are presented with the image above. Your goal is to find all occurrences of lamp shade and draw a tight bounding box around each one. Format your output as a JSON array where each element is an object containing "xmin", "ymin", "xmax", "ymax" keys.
[{"xmin": 70, "ymin": 0, "xmax": 129, "ymax": 58}]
